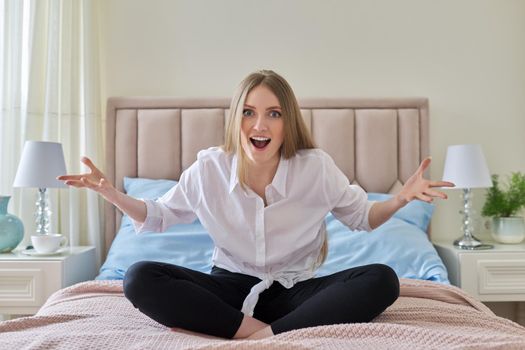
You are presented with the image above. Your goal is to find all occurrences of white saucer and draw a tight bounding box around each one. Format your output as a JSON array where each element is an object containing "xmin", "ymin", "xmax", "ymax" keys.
[{"xmin": 20, "ymin": 248, "xmax": 66, "ymax": 257}]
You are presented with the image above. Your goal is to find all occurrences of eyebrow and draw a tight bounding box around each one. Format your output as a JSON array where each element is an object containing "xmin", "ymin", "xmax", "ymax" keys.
[{"xmin": 244, "ymin": 104, "xmax": 281, "ymax": 110}]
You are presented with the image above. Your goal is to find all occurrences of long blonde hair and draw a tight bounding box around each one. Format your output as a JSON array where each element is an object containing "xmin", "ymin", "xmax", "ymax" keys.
[{"xmin": 222, "ymin": 69, "xmax": 329, "ymax": 266}]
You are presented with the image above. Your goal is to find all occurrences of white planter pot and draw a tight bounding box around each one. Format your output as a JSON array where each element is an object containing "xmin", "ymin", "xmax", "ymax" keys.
[{"xmin": 491, "ymin": 217, "xmax": 525, "ymax": 244}]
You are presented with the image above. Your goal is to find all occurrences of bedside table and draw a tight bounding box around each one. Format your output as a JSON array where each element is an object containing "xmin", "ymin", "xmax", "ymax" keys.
[
  {"xmin": 0, "ymin": 246, "xmax": 97, "ymax": 317},
  {"xmin": 433, "ymin": 241, "xmax": 525, "ymax": 302}
]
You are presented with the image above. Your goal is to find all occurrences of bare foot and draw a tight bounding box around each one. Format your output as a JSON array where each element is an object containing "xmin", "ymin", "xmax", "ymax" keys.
[
  {"xmin": 233, "ymin": 315, "xmax": 269, "ymax": 339},
  {"xmin": 246, "ymin": 325, "xmax": 274, "ymax": 340}
]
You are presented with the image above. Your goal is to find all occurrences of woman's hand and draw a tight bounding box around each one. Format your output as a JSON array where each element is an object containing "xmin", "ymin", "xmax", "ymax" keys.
[
  {"xmin": 369, "ymin": 157, "xmax": 455, "ymax": 229},
  {"xmin": 397, "ymin": 157, "xmax": 455, "ymax": 204},
  {"xmin": 58, "ymin": 157, "xmax": 147, "ymax": 223},
  {"xmin": 57, "ymin": 157, "xmax": 116, "ymax": 201}
]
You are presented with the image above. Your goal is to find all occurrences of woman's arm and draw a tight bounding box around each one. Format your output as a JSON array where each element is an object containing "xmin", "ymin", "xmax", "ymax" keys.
[
  {"xmin": 368, "ymin": 157, "xmax": 455, "ymax": 230},
  {"xmin": 368, "ymin": 196, "xmax": 406, "ymax": 230},
  {"xmin": 105, "ymin": 189, "xmax": 147, "ymax": 224},
  {"xmin": 57, "ymin": 157, "xmax": 147, "ymax": 224}
]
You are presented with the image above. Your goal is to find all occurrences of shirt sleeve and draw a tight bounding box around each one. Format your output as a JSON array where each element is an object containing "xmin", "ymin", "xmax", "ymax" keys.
[
  {"xmin": 132, "ymin": 160, "xmax": 202, "ymax": 234},
  {"xmin": 321, "ymin": 152, "xmax": 374, "ymax": 232}
]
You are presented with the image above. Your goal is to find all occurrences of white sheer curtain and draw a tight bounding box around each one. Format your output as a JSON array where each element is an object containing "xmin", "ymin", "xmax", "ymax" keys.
[{"xmin": 0, "ymin": 0, "xmax": 104, "ymax": 267}]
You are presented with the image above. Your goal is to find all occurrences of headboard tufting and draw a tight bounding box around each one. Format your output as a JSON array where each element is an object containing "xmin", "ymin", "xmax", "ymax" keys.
[{"xmin": 104, "ymin": 97, "xmax": 429, "ymax": 255}]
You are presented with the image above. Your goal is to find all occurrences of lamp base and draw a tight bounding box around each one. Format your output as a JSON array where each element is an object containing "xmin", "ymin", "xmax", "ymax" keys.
[
  {"xmin": 453, "ymin": 236, "xmax": 493, "ymax": 250},
  {"xmin": 452, "ymin": 188, "xmax": 493, "ymax": 250},
  {"xmin": 35, "ymin": 188, "xmax": 51, "ymax": 235}
]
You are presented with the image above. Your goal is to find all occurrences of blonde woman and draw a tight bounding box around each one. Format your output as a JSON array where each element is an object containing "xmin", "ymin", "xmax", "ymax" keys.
[{"xmin": 58, "ymin": 70, "xmax": 453, "ymax": 340}]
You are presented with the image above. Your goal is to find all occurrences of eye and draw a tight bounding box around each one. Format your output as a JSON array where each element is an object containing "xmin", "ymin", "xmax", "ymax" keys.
[
  {"xmin": 242, "ymin": 109, "xmax": 254, "ymax": 117},
  {"xmin": 269, "ymin": 110, "xmax": 282, "ymax": 118}
]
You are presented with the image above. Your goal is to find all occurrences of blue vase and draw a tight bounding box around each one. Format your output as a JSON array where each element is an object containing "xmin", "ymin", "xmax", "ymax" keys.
[{"xmin": 0, "ymin": 196, "xmax": 24, "ymax": 253}]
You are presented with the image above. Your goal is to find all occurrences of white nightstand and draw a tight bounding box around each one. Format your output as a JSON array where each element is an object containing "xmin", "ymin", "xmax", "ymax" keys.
[
  {"xmin": 433, "ymin": 241, "xmax": 525, "ymax": 302},
  {"xmin": 0, "ymin": 246, "xmax": 97, "ymax": 317}
]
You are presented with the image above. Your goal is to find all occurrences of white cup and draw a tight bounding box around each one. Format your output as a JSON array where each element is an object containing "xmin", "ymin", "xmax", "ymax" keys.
[{"xmin": 31, "ymin": 234, "xmax": 68, "ymax": 254}]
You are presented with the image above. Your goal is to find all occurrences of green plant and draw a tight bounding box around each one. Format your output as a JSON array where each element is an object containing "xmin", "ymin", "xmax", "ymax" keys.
[{"xmin": 482, "ymin": 172, "xmax": 525, "ymax": 218}]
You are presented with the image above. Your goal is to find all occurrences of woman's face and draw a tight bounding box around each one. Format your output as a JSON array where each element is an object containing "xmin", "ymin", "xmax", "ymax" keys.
[{"xmin": 240, "ymin": 85, "xmax": 284, "ymax": 167}]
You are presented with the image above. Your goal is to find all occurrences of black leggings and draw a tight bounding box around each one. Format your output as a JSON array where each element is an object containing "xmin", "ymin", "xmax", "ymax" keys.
[{"xmin": 123, "ymin": 261, "xmax": 399, "ymax": 339}]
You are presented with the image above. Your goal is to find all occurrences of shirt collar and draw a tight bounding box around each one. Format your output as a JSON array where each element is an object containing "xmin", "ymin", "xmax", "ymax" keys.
[{"xmin": 228, "ymin": 154, "xmax": 289, "ymax": 198}]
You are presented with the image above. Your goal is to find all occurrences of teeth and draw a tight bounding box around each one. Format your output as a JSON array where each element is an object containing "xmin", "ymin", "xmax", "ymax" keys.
[{"xmin": 251, "ymin": 136, "xmax": 270, "ymax": 141}]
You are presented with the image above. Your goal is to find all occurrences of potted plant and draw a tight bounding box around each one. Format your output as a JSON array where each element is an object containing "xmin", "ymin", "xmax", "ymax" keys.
[{"xmin": 482, "ymin": 172, "xmax": 525, "ymax": 243}]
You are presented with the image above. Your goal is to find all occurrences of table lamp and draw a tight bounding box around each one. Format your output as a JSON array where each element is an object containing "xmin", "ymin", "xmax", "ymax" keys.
[
  {"xmin": 442, "ymin": 144, "xmax": 493, "ymax": 249},
  {"xmin": 13, "ymin": 141, "xmax": 67, "ymax": 235}
]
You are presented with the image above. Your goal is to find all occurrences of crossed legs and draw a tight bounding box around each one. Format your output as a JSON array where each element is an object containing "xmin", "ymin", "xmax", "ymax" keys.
[{"xmin": 123, "ymin": 262, "xmax": 399, "ymax": 339}]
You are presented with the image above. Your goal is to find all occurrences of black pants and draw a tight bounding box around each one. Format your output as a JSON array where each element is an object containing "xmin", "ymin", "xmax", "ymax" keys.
[{"xmin": 123, "ymin": 261, "xmax": 400, "ymax": 339}]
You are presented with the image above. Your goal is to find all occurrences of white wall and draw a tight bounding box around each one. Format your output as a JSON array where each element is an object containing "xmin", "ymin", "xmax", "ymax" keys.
[{"xmin": 97, "ymin": 0, "xmax": 525, "ymax": 242}]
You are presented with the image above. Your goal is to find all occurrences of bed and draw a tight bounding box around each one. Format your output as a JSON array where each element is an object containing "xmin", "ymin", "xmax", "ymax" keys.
[{"xmin": 1, "ymin": 97, "xmax": 524, "ymax": 349}]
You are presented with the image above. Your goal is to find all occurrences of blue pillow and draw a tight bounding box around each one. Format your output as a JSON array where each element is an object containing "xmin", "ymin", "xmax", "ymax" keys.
[
  {"xmin": 97, "ymin": 177, "xmax": 214, "ymax": 280},
  {"xmin": 97, "ymin": 178, "xmax": 449, "ymax": 284},
  {"xmin": 368, "ymin": 192, "xmax": 434, "ymax": 232},
  {"xmin": 122, "ymin": 177, "xmax": 178, "ymax": 201},
  {"xmin": 316, "ymin": 214, "xmax": 449, "ymax": 283}
]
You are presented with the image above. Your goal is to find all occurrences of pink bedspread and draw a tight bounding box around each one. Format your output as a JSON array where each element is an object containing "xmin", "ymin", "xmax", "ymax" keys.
[{"xmin": 1, "ymin": 278, "xmax": 524, "ymax": 349}]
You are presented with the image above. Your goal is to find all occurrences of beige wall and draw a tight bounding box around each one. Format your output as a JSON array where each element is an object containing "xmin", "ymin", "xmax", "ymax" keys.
[{"xmin": 97, "ymin": 0, "xmax": 525, "ymax": 242}]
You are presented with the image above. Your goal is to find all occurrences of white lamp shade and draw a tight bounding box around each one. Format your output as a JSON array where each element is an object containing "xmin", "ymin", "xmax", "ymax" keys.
[
  {"xmin": 442, "ymin": 144, "xmax": 492, "ymax": 189},
  {"xmin": 13, "ymin": 141, "xmax": 67, "ymax": 188}
]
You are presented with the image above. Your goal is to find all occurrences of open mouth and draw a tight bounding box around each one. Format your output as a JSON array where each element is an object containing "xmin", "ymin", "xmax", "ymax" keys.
[{"xmin": 250, "ymin": 136, "xmax": 271, "ymax": 150}]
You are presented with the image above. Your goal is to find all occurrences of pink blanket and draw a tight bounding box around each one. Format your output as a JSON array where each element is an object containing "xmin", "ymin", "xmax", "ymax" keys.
[{"xmin": 1, "ymin": 279, "xmax": 524, "ymax": 349}]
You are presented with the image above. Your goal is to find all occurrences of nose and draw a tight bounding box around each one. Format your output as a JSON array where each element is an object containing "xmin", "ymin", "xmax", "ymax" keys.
[{"xmin": 253, "ymin": 115, "xmax": 268, "ymax": 131}]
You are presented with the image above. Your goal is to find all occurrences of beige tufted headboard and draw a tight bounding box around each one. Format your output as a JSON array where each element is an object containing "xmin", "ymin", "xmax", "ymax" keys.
[{"xmin": 104, "ymin": 97, "xmax": 429, "ymax": 257}]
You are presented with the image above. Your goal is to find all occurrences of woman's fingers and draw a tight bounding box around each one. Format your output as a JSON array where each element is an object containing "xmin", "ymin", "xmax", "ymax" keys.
[
  {"xmin": 62, "ymin": 177, "xmax": 104, "ymax": 193},
  {"xmin": 65, "ymin": 177, "xmax": 90, "ymax": 189},
  {"xmin": 80, "ymin": 176, "xmax": 100, "ymax": 189},
  {"xmin": 56, "ymin": 158, "xmax": 112, "ymax": 194},
  {"xmin": 58, "ymin": 157, "xmax": 105, "ymax": 182},
  {"xmin": 416, "ymin": 193, "xmax": 433, "ymax": 203},
  {"xmin": 57, "ymin": 174, "xmax": 84, "ymax": 181},
  {"xmin": 402, "ymin": 172, "xmax": 453, "ymax": 203},
  {"xmin": 417, "ymin": 157, "xmax": 432, "ymax": 174},
  {"xmin": 81, "ymin": 156, "xmax": 103, "ymax": 175},
  {"xmin": 64, "ymin": 180, "xmax": 85, "ymax": 188},
  {"xmin": 424, "ymin": 188, "xmax": 448, "ymax": 199},
  {"xmin": 81, "ymin": 156, "xmax": 93, "ymax": 167},
  {"xmin": 430, "ymin": 181, "xmax": 455, "ymax": 188}
]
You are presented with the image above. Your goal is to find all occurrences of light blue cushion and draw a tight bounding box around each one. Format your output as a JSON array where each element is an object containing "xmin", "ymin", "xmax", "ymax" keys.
[
  {"xmin": 97, "ymin": 177, "xmax": 214, "ymax": 280},
  {"xmin": 368, "ymin": 192, "xmax": 434, "ymax": 232},
  {"xmin": 97, "ymin": 178, "xmax": 449, "ymax": 284},
  {"xmin": 122, "ymin": 176, "xmax": 178, "ymax": 201},
  {"xmin": 316, "ymin": 214, "xmax": 449, "ymax": 283}
]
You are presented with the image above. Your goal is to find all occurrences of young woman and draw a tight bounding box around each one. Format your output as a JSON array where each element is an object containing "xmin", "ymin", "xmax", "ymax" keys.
[{"xmin": 58, "ymin": 70, "xmax": 454, "ymax": 340}]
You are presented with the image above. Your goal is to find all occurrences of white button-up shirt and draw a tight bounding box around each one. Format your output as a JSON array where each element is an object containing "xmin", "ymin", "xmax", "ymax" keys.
[{"xmin": 133, "ymin": 147, "xmax": 373, "ymax": 316}]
